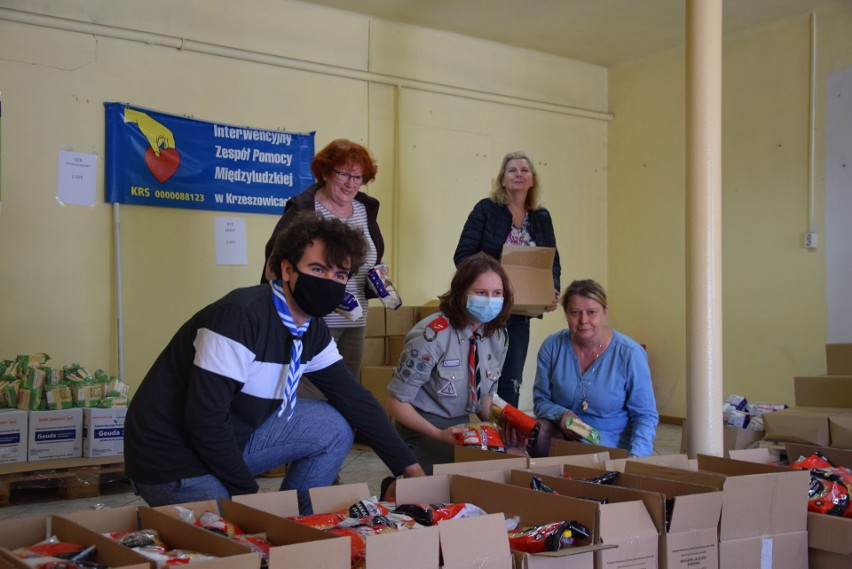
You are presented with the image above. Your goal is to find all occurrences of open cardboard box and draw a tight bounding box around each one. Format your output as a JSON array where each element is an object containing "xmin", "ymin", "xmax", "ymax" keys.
[
  {"xmin": 623, "ymin": 455, "xmax": 810, "ymax": 569},
  {"xmin": 784, "ymin": 443, "xmax": 852, "ymax": 569},
  {"xmin": 395, "ymin": 473, "xmax": 612, "ymax": 569},
  {"xmin": 763, "ymin": 406, "xmax": 851, "ymax": 446},
  {"xmin": 57, "ymin": 506, "xmax": 260, "ymax": 569},
  {"xmin": 152, "ymin": 494, "xmax": 350, "ymax": 569},
  {"xmin": 530, "ymin": 463, "xmax": 722, "ymax": 569},
  {"xmin": 604, "ymin": 453, "xmax": 695, "ymax": 473},
  {"xmin": 508, "ymin": 469, "xmax": 659, "ymax": 569},
  {"xmin": 500, "ymin": 245, "xmax": 556, "ymax": 317},
  {"xmin": 307, "ymin": 482, "xmax": 441, "ymax": 569},
  {"xmin": 0, "ymin": 514, "xmax": 149, "ymax": 569}
]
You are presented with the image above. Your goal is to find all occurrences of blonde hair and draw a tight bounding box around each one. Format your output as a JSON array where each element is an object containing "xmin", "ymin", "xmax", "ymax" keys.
[
  {"xmin": 489, "ymin": 151, "xmax": 541, "ymax": 210},
  {"xmin": 561, "ymin": 279, "xmax": 608, "ymax": 312}
]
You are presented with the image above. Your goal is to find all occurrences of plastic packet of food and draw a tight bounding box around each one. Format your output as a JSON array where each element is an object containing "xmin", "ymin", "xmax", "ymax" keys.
[
  {"xmin": 367, "ymin": 264, "xmax": 402, "ymax": 310},
  {"xmin": 453, "ymin": 422, "xmax": 506, "ymax": 452},
  {"xmin": 335, "ymin": 292, "xmax": 363, "ymax": 320},
  {"xmin": 489, "ymin": 393, "xmax": 540, "ymax": 447},
  {"xmin": 562, "ymin": 415, "xmax": 602, "ymax": 445}
]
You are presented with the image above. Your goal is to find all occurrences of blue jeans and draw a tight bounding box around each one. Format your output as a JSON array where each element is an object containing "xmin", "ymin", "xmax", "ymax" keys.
[
  {"xmin": 498, "ymin": 315, "xmax": 531, "ymax": 408},
  {"xmin": 132, "ymin": 399, "xmax": 353, "ymax": 514}
]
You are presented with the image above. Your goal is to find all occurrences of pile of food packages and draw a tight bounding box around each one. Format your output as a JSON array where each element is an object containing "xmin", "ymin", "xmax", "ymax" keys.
[
  {"xmin": 0, "ymin": 352, "xmax": 131, "ymax": 411},
  {"xmin": 723, "ymin": 393, "xmax": 788, "ymax": 432}
]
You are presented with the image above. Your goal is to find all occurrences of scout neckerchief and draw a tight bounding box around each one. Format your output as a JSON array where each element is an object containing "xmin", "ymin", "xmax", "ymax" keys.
[
  {"xmin": 270, "ymin": 280, "xmax": 310, "ymax": 420},
  {"xmin": 468, "ymin": 331, "xmax": 482, "ymax": 412}
]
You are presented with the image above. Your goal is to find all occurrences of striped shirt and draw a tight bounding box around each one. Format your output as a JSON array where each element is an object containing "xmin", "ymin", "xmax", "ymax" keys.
[{"xmin": 315, "ymin": 198, "xmax": 377, "ymax": 328}]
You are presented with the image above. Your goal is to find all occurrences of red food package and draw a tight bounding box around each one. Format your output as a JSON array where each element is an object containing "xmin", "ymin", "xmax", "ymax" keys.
[
  {"xmin": 392, "ymin": 502, "xmax": 486, "ymax": 526},
  {"xmin": 508, "ymin": 520, "xmax": 588, "ymax": 553},
  {"xmin": 453, "ymin": 422, "xmax": 506, "ymax": 452},
  {"xmin": 196, "ymin": 510, "xmax": 244, "ymax": 536},
  {"xmin": 287, "ymin": 512, "xmax": 347, "ymax": 530},
  {"xmin": 791, "ymin": 452, "xmax": 852, "ymax": 517}
]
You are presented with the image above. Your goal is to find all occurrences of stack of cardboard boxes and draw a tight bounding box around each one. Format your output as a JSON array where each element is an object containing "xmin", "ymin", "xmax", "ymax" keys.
[{"xmin": 762, "ymin": 343, "xmax": 852, "ymax": 449}]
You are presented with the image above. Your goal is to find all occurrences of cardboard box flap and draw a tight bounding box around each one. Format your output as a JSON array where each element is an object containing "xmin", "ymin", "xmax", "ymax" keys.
[
  {"xmin": 667, "ymin": 492, "xmax": 724, "ymax": 533},
  {"xmin": 232, "ymin": 489, "xmax": 299, "ymax": 517},
  {"xmin": 395, "ymin": 474, "xmax": 453, "ymax": 505},
  {"xmin": 501, "ymin": 245, "xmax": 555, "ymax": 268},
  {"xmin": 598, "ymin": 500, "xmax": 658, "ymax": 542},
  {"xmin": 364, "ymin": 525, "xmax": 440, "ymax": 569},
  {"xmin": 697, "ymin": 455, "xmax": 810, "ymax": 537},
  {"xmin": 605, "ymin": 453, "xmax": 692, "ymax": 473},
  {"xmin": 57, "ymin": 505, "xmax": 141, "ymax": 533},
  {"xmin": 784, "ymin": 442, "xmax": 852, "ymax": 466},
  {"xmin": 0, "ymin": 516, "xmax": 48, "ymax": 550},
  {"xmin": 309, "ymin": 482, "xmax": 371, "ymax": 514},
  {"xmin": 623, "ymin": 462, "xmax": 726, "ymax": 490},
  {"xmin": 439, "ymin": 514, "xmax": 512, "ymax": 569}
]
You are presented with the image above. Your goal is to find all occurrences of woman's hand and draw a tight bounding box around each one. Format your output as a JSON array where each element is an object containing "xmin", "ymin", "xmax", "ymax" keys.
[
  {"xmin": 544, "ymin": 289, "xmax": 560, "ymax": 312},
  {"xmin": 558, "ymin": 410, "xmax": 583, "ymax": 440},
  {"xmin": 438, "ymin": 425, "xmax": 464, "ymax": 446}
]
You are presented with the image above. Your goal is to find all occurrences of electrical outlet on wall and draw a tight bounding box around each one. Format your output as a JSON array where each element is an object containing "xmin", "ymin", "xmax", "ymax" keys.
[{"xmin": 804, "ymin": 232, "xmax": 818, "ymax": 249}]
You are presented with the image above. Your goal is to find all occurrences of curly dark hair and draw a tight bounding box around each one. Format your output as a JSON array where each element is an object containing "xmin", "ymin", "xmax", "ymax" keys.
[
  {"xmin": 312, "ymin": 139, "xmax": 378, "ymax": 186},
  {"xmin": 267, "ymin": 212, "xmax": 367, "ymax": 280},
  {"xmin": 439, "ymin": 253, "xmax": 514, "ymax": 337}
]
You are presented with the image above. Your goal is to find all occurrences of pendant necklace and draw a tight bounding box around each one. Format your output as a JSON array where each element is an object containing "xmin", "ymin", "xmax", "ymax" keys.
[{"xmin": 579, "ymin": 341, "xmax": 603, "ymax": 412}]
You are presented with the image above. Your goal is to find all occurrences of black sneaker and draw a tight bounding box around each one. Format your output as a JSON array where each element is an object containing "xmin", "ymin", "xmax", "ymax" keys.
[{"xmin": 379, "ymin": 476, "xmax": 396, "ymax": 501}]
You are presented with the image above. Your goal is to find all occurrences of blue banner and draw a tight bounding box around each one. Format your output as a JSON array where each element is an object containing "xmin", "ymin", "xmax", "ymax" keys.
[{"xmin": 104, "ymin": 103, "xmax": 315, "ymax": 214}]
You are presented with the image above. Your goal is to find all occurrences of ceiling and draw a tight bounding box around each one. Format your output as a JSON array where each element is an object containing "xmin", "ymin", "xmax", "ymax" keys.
[{"xmin": 298, "ymin": 0, "xmax": 839, "ymax": 67}]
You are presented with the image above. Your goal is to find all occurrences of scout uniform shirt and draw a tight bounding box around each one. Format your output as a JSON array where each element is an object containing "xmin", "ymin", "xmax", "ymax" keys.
[{"xmin": 387, "ymin": 312, "xmax": 508, "ymax": 419}]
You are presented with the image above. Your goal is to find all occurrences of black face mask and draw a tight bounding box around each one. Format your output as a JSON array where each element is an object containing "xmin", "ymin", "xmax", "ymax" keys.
[{"xmin": 287, "ymin": 267, "xmax": 347, "ymax": 317}]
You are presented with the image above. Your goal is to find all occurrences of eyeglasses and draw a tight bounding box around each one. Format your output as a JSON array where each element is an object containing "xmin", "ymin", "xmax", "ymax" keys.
[{"xmin": 331, "ymin": 169, "xmax": 365, "ymax": 185}]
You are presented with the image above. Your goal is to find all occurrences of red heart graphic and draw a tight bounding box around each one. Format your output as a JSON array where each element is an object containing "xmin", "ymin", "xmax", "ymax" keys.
[{"xmin": 145, "ymin": 147, "xmax": 181, "ymax": 183}]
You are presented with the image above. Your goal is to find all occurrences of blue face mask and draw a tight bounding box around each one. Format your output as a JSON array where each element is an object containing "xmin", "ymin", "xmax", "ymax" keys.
[{"xmin": 466, "ymin": 295, "xmax": 504, "ymax": 324}]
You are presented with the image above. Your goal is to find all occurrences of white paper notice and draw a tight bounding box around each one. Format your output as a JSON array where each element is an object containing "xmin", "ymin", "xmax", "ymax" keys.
[
  {"xmin": 215, "ymin": 217, "xmax": 247, "ymax": 265},
  {"xmin": 57, "ymin": 151, "xmax": 98, "ymax": 206}
]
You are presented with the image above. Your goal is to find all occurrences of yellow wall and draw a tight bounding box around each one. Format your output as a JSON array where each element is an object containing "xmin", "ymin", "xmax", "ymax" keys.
[
  {"xmin": 3, "ymin": 1, "xmax": 851, "ymax": 418},
  {"xmin": 0, "ymin": 1, "xmax": 607, "ymax": 407},
  {"xmin": 608, "ymin": 4, "xmax": 852, "ymax": 416}
]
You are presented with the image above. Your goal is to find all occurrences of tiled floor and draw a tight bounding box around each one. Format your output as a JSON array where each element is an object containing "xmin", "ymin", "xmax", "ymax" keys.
[{"xmin": 0, "ymin": 423, "xmax": 682, "ymax": 520}]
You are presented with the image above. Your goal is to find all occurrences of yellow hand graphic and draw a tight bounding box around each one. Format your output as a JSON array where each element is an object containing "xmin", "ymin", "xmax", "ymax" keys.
[{"xmin": 123, "ymin": 108, "xmax": 176, "ymax": 156}]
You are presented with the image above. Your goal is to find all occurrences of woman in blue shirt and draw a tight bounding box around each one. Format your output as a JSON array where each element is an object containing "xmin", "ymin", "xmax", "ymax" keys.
[{"xmin": 531, "ymin": 279, "xmax": 659, "ymax": 457}]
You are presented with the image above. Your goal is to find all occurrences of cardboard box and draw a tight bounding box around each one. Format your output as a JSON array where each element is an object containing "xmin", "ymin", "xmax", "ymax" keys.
[
  {"xmin": 0, "ymin": 514, "xmax": 149, "ymax": 569},
  {"xmin": 826, "ymin": 343, "xmax": 852, "ymax": 375},
  {"xmin": 82, "ymin": 407, "xmax": 127, "ymax": 458},
  {"xmin": 156, "ymin": 494, "xmax": 350, "ymax": 569},
  {"xmin": 604, "ymin": 453, "xmax": 694, "ymax": 473},
  {"xmin": 829, "ymin": 413, "xmax": 852, "ymax": 449},
  {"xmin": 385, "ymin": 305, "xmax": 416, "ymax": 336},
  {"xmin": 58, "ymin": 506, "xmax": 261, "ymax": 568},
  {"xmin": 508, "ymin": 470, "xmax": 660, "ymax": 569},
  {"xmin": 362, "ymin": 337, "xmax": 385, "ymax": 367},
  {"xmin": 625, "ymin": 455, "xmax": 810, "ymax": 569},
  {"xmin": 27, "ymin": 408, "xmax": 82, "ymax": 461},
  {"xmin": 763, "ymin": 406, "xmax": 850, "ymax": 446},
  {"xmin": 385, "ymin": 335, "xmax": 405, "ymax": 366},
  {"xmin": 794, "ymin": 375, "xmax": 852, "ymax": 407},
  {"xmin": 395, "ymin": 474, "xmax": 609, "ymax": 569},
  {"xmin": 307, "ymin": 482, "xmax": 442, "ymax": 569},
  {"xmin": 500, "ymin": 245, "xmax": 556, "ymax": 317},
  {"xmin": 365, "ymin": 306, "xmax": 386, "ymax": 337},
  {"xmin": 0, "ymin": 409, "xmax": 27, "ymax": 464},
  {"xmin": 531, "ymin": 463, "xmax": 722, "ymax": 569},
  {"xmin": 359, "ymin": 365, "xmax": 395, "ymax": 414},
  {"xmin": 784, "ymin": 443, "xmax": 852, "ymax": 569},
  {"xmin": 723, "ymin": 424, "xmax": 763, "ymax": 453}
]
